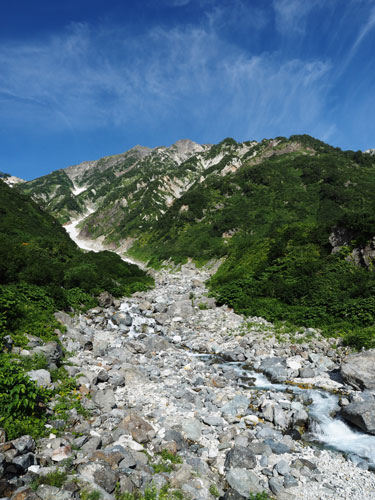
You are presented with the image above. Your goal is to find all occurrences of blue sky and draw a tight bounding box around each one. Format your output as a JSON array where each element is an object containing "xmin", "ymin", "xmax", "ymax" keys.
[{"xmin": 1, "ymin": 0, "xmax": 375, "ymax": 180}]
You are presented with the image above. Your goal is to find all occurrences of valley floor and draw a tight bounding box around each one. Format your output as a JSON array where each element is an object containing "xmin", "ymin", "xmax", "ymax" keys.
[
  {"xmin": 41, "ymin": 264, "xmax": 375, "ymax": 498},
  {"xmin": 6, "ymin": 224, "xmax": 375, "ymax": 499}
]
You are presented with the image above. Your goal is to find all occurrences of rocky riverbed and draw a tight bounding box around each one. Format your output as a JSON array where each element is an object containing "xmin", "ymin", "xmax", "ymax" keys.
[{"xmin": 3, "ymin": 262, "xmax": 375, "ymax": 499}]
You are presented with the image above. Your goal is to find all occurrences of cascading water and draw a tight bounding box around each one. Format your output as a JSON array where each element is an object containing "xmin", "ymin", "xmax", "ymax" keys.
[
  {"xmin": 308, "ymin": 391, "xmax": 375, "ymax": 466},
  {"xmin": 216, "ymin": 359, "xmax": 375, "ymax": 467}
]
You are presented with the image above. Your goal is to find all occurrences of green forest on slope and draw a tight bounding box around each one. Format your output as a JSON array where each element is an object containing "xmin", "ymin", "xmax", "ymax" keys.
[
  {"xmin": 0, "ymin": 179, "xmax": 153, "ymax": 438},
  {"xmin": 131, "ymin": 136, "xmax": 375, "ymax": 348}
]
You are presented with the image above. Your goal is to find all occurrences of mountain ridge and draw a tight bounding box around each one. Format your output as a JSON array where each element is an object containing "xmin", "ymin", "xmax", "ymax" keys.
[{"xmin": 17, "ymin": 134, "xmax": 375, "ymax": 346}]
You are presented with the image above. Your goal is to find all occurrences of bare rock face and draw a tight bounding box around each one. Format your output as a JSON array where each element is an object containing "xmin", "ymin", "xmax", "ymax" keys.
[{"xmin": 341, "ymin": 350, "xmax": 375, "ymax": 390}]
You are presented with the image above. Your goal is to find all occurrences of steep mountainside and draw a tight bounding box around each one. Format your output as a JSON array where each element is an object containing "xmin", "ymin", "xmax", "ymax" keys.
[
  {"xmin": 0, "ymin": 178, "xmax": 152, "ymax": 349},
  {"xmin": 19, "ymin": 135, "xmax": 375, "ymax": 346},
  {"xmin": 18, "ymin": 140, "xmax": 209, "ymax": 226}
]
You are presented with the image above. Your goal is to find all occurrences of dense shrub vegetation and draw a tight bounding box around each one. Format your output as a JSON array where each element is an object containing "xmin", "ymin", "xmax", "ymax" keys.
[
  {"xmin": 0, "ymin": 354, "xmax": 49, "ymax": 439},
  {"xmin": 0, "ymin": 179, "xmax": 153, "ymax": 438},
  {"xmin": 132, "ymin": 136, "xmax": 375, "ymax": 348}
]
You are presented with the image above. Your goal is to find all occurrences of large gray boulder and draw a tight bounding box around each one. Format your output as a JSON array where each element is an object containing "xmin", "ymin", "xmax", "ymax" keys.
[
  {"xmin": 259, "ymin": 357, "xmax": 288, "ymax": 383},
  {"xmin": 112, "ymin": 312, "xmax": 132, "ymax": 328},
  {"xmin": 32, "ymin": 341, "xmax": 63, "ymax": 368},
  {"xmin": 168, "ymin": 300, "xmax": 193, "ymax": 318},
  {"xmin": 341, "ymin": 350, "xmax": 375, "ymax": 390},
  {"xmin": 224, "ymin": 446, "xmax": 256, "ymax": 470},
  {"xmin": 182, "ymin": 419, "xmax": 202, "ymax": 441},
  {"xmin": 93, "ymin": 389, "xmax": 116, "ymax": 412},
  {"xmin": 27, "ymin": 369, "xmax": 51, "ymax": 387},
  {"xmin": 341, "ymin": 394, "xmax": 375, "ymax": 434},
  {"xmin": 78, "ymin": 461, "xmax": 119, "ymax": 493},
  {"xmin": 226, "ymin": 468, "xmax": 263, "ymax": 497}
]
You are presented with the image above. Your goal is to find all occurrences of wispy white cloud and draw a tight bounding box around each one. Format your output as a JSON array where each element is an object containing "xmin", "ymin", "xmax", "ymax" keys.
[
  {"xmin": 206, "ymin": 0, "xmax": 268, "ymax": 32},
  {"xmin": 273, "ymin": 0, "xmax": 322, "ymax": 34},
  {"xmin": 339, "ymin": 5, "xmax": 375, "ymax": 74},
  {"xmin": 0, "ymin": 18, "xmax": 332, "ymax": 143}
]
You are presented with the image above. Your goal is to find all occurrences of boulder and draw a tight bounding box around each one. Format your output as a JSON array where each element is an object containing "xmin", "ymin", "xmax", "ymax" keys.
[
  {"xmin": 26, "ymin": 369, "xmax": 51, "ymax": 387},
  {"xmin": 182, "ymin": 419, "xmax": 202, "ymax": 441},
  {"xmin": 12, "ymin": 435, "xmax": 35, "ymax": 454},
  {"xmin": 93, "ymin": 389, "xmax": 116, "ymax": 412},
  {"xmin": 299, "ymin": 367, "xmax": 315, "ymax": 379},
  {"xmin": 341, "ymin": 350, "xmax": 375, "ymax": 390},
  {"xmin": 118, "ymin": 413, "xmax": 156, "ymax": 443},
  {"xmin": 32, "ymin": 341, "xmax": 63, "ymax": 368},
  {"xmin": 224, "ymin": 446, "xmax": 256, "ymax": 470},
  {"xmin": 274, "ymin": 459, "xmax": 290, "ymax": 476},
  {"xmin": 341, "ymin": 395, "xmax": 375, "ymax": 434},
  {"xmin": 269, "ymin": 477, "xmax": 284, "ymax": 495},
  {"xmin": 308, "ymin": 353, "xmax": 336, "ymax": 371},
  {"xmin": 168, "ymin": 300, "xmax": 193, "ymax": 318},
  {"xmin": 273, "ymin": 406, "xmax": 289, "ymax": 429},
  {"xmin": 226, "ymin": 468, "xmax": 262, "ymax": 497},
  {"xmin": 78, "ymin": 461, "xmax": 119, "ymax": 493},
  {"xmin": 259, "ymin": 357, "xmax": 288, "ymax": 383},
  {"xmin": 12, "ymin": 453, "xmax": 36, "ymax": 472},
  {"xmin": 111, "ymin": 312, "xmax": 133, "ymax": 327}
]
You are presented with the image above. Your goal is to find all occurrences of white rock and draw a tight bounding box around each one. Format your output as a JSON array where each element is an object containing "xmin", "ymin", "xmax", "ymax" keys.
[
  {"xmin": 28, "ymin": 465, "xmax": 41, "ymax": 473},
  {"xmin": 243, "ymin": 415, "xmax": 259, "ymax": 425},
  {"xmin": 112, "ymin": 435, "xmax": 144, "ymax": 451},
  {"xmin": 287, "ymin": 358, "xmax": 302, "ymax": 371}
]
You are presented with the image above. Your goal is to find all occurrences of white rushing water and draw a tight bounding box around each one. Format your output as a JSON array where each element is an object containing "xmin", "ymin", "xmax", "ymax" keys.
[
  {"xmin": 225, "ymin": 361, "xmax": 375, "ymax": 466},
  {"xmin": 308, "ymin": 391, "xmax": 375, "ymax": 466}
]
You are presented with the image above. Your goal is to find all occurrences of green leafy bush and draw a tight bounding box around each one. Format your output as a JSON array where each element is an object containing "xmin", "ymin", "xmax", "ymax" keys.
[{"xmin": 0, "ymin": 355, "xmax": 49, "ymax": 439}]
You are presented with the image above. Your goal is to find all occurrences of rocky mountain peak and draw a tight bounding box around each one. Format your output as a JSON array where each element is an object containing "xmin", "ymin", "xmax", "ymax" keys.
[
  {"xmin": 169, "ymin": 138, "xmax": 204, "ymax": 153},
  {"xmin": 127, "ymin": 145, "xmax": 153, "ymax": 157},
  {"xmin": 166, "ymin": 139, "xmax": 208, "ymax": 164}
]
